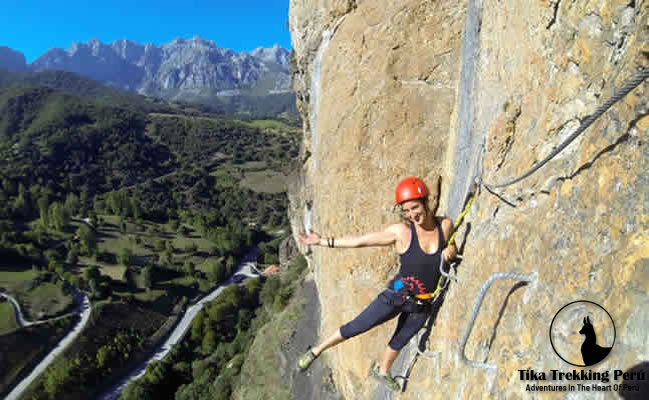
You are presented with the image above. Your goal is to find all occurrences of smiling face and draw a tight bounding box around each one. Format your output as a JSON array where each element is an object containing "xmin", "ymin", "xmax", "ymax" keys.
[{"xmin": 400, "ymin": 199, "xmax": 427, "ymax": 225}]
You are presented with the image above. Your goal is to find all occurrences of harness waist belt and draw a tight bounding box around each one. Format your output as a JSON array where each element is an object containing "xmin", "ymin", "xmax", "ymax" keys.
[{"xmin": 414, "ymin": 282, "xmax": 445, "ymax": 300}]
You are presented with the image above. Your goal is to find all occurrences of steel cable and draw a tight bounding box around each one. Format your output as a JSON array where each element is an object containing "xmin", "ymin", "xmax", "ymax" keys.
[{"xmin": 484, "ymin": 68, "xmax": 649, "ymax": 189}]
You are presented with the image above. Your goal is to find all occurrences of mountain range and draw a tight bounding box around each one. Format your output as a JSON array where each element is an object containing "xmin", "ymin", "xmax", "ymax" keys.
[{"xmin": 0, "ymin": 37, "xmax": 293, "ymax": 114}]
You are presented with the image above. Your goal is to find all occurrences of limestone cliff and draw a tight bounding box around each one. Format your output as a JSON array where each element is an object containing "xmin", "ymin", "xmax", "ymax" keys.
[{"xmin": 288, "ymin": 0, "xmax": 649, "ymax": 398}]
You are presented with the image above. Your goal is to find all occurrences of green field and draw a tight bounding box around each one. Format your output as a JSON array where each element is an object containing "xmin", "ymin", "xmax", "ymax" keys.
[
  {"xmin": 22, "ymin": 282, "xmax": 74, "ymax": 321},
  {"xmin": 213, "ymin": 161, "xmax": 288, "ymax": 194},
  {"xmin": 0, "ymin": 270, "xmax": 69, "ymax": 322},
  {"xmin": 0, "ymin": 269, "xmax": 38, "ymax": 292},
  {"xmin": 239, "ymin": 119, "xmax": 300, "ymax": 134},
  {"xmin": 98, "ymin": 265, "xmax": 127, "ymax": 281},
  {"xmin": 238, "ymin": 161, "xmax": 267, "ymax": 171},
  {"xmin": 134, "ymin": 289, "xmax": 167, "ymax": 303},
  {"xmin": 78, "ymin": 215, "xmax": 221, "ymax": 272},
  {"xmin": 239, "ymin": 169, "xmax": 287, "ymax": 194},
  {"xmin": 0, "ymin": 301, "xmax": 18, "ymax": 335}
]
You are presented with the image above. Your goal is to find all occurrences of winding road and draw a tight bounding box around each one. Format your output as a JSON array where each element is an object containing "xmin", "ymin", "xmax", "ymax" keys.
[
  {"xmin": 98, "ymin": 248, "xmax": 260, "ymax": 400},
  {"xmin": 3, "ymin": 247, "xmax": 260, "ymax": 400},
  {"xmin": 1, "ymin": 293, "xmax": 32, "ymax": 327},
  {"xmin": 0, "ymin": 291, "xmax": 83, "ymax": 329},
  {"xmin": 4, "ymin": 288, "xmax": 91, "ymax": 400}
]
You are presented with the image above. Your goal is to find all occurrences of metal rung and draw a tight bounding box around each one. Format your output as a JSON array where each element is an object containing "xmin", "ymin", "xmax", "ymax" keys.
[{"xmin": 459, "ymin": 271, "xmax": 537, "ymax": 370}]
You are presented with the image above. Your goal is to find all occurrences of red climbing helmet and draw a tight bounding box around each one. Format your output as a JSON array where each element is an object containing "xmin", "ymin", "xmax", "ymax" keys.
[{"xmin": 395, "ymin": 176, "xmax": 429, "ymax": 205}]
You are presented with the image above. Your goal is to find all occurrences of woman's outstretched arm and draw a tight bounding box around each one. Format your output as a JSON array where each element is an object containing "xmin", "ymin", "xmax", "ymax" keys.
[{"xmin": 299, "ymin": 225, "xmax": 400, "ymax": 249}]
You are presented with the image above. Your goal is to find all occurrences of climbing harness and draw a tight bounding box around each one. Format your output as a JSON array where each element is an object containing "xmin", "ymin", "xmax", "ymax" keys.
[
  {"xmin": 484, "ymin": 67, "xmax": 649, "ymax": 190},
  {"xmin": 381, "ymin": 288, "xmax": 434, "ymax": 314}
]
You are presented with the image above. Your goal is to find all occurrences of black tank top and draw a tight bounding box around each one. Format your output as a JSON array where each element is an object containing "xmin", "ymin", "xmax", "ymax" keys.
[{"xmin": 391, "ymin": 219, "xmax": 445, "ymax": 295}]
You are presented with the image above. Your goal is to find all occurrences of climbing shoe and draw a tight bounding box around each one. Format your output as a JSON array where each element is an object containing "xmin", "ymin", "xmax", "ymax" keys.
[
  {"xmin": 370, "ymin": 365, "xmax": 401, "ymax": 392},
  {"xmin": 297, "ymin": 348, "xmax": 318, "ymax": 371}
]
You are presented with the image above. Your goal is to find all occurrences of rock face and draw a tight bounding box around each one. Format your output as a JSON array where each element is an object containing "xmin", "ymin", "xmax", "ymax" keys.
[
  {"xmin": 0, "ymin": 46, "xmax": 27, "ymax": 72},
  {"xmin": 28, "ymin": 36, "xmax": 291, "ymax": 98},
  {"xmin": 288, "ymin": 0, "xmax": 649, "ymax": 398}
]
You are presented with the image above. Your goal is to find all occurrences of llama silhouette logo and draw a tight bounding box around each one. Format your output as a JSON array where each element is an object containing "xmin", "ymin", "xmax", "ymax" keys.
[
  {"xmin": 549, "ymin": 300, "xmax": 616, "ymax": 367},
  {"xmin": 579, "ymin": 316, "xmax": 613, "ymax": 365}
]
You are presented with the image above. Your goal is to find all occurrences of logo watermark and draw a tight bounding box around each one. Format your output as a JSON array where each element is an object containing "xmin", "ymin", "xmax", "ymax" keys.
[{"xmin": 515, "ymin": 300, "xmax": 646, "ymax": 396}]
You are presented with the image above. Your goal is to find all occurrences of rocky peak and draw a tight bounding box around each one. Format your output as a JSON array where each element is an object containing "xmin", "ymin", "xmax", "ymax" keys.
[
  {"xmin": 27, "ymin": 37, "xmax": 292, "ymax": 97},
  {"xmin": 110, "ymin": 39, "xmax": 145, "ymax": 61},
  {"xmin": 249, "ymin": 44, "xmax": 290, "ymax": 68},
  {"xmin": 0, "ymin": 46, "xmax": 27, "ymax": 72}
]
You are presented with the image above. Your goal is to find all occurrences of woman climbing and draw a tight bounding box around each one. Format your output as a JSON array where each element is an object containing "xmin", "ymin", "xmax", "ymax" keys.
[{"xmin": 296, "ymin": 176, "xmax": 457, "ymax": 391}]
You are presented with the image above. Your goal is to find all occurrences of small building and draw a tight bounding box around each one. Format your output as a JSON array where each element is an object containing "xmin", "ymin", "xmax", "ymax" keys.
[{"xmin": 262, "ymin": 264, "xmax": 280, "ymax": 276}]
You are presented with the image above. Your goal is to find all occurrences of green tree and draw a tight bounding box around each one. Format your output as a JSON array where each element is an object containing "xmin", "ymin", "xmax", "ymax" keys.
[
  {"xmin": 123, "ymin": 267, "xmax": 137, "ymax": 288},
  {"xmin": 191, "ymin": 310, "xmax": 205, "ymax": 341},
  {"xmin": 93, "ymin": 197, "xmax": 105, "ymax": 214},
  {"xmin": 64, "ymin": 193, "xmax": 80, "ymax": 216},
  {"xmin": 77, "ymin": 224, "xmax": 97, "ymax": 255},
  {"xmin": 207, "ymin": 259, "xmax": 226, "ymax": 283},
  {"xmin": 66, "ymin": 247, "xmax": 79, "ymax": 265},
  {"xmin": 131, "ymin": 197, "xmax": 141, "ymax": 220},
  {"xmin": 160, "ymin": 250, "xmax": 173, "ymax": 266},
  {"xmin": 143, "ymin": 265, "xmax": 153, "ymax": 290},
  {"xmin": 121, "ymin": 380, "xmax": 154, "ymax": 400},
  {"xmin": 48, "ymin": 259, "xmax": 63, "ymax": 273},
  {"xmin": 96, "ymin": 344, "xmax": 113, "ymax": 369},
  {"xmin": 79, "ymin": 190, "xmax": 88, "ymax": 216},
  {"xmin": 38, "ymin": 196, "xmax": 50, "ymax": 227},
  {"xmin": 154, "ymin": 239, "xmax": 165, "ymax": 252},
  {"xmin": 82, "ymin": 265, "xmax": 100, "ymax": 283},
  {"xmin": 44, "ymin": 248, "xmax": 62, "ymax": 264},
  {"xmin": 118, "ymin": 248, "xmax": 133, "ymax": 267},
  {"xmin": 88, "ymin": 211, "xmax": 98, "ymax": 227},
  {"xmin": 260, "ymin": 275, "xmax": 281, "ymax": 308},
  {"xmin": 44, "ymin": 357, "xmax": 74, "ymax": 399},
  {"xmin": 89, "ymin": 278, "xmax": 99, "ymax": 296},
  {"xmin": 13, "ymin": 184, "xmax": 30, "ymax": 216},
  {"xmin": 49, "ymin": 201, "xmax": 69, "ymax": 231},
  {"xmin": 201, "ymin": 326, "xmax": 218, "ymax": 354},
  {"xmin": 184, "ymin": 261, "xmax": 195, "ymax": 276},
  {"xmin": 226, "ymin": 255, "xmax": 236, "ymax": 276},
  {"xmin": 69, "ymin": 274, "xmax": 82, "ymax": 289}
]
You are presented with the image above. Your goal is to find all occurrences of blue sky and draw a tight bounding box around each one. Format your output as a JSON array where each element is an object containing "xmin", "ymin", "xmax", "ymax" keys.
[{"xmin": 1, "ymin": 0, "xmax": 292, "ymax": 63}]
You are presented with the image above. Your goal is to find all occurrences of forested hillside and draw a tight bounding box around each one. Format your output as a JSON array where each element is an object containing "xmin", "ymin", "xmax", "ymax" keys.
[
  {"xmin": 0, "ymin": 69, "xmax": 171, "ymax": 112},
  {"xmin": 0, "ymin": 68, "xmax": 300, "ymax": 121},
  {"xmin": 0, "ymin": 73, "xmax": 301, "ymax": 400}
]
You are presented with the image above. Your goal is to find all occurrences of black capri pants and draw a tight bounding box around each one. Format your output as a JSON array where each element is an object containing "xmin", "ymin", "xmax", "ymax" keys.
[{"xmin": 339, "ymin": 289, "xmax": 430, "ymax": 350}]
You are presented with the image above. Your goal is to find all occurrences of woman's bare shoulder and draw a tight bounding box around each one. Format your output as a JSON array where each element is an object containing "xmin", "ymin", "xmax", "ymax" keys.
[
  {"xmin": 386, "ymin": 222, "xmax": 410, "ymax": 237},
  {"xmin": 439, "ymin": 216, "xmax": 453, "ymax": 226}
]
